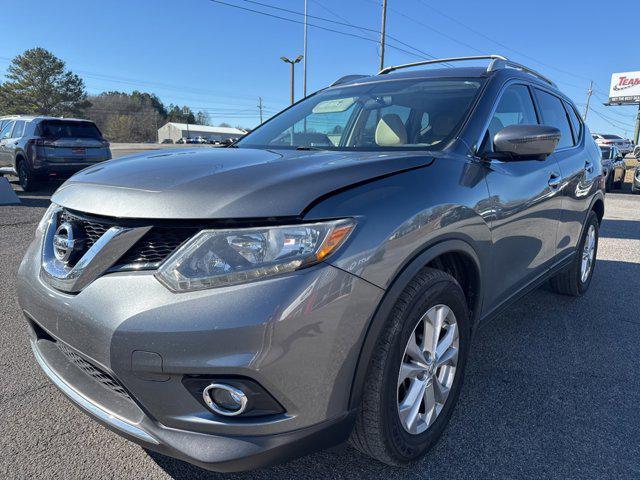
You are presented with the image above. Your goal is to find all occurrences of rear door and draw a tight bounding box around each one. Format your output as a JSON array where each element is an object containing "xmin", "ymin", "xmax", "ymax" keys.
[
  {"xmin": 0, "ymin": 121, "xmax": 15, "ymax": 167},
  {"xmin": 533, "ymin": 89, "xmax": 598, "ymax": 260},
  {"xmin": 39, "ymin": 120, "xmax": 109, "ymax": 163},
  {"xmin": 481, "ymin": 83, "xmax": 563, "ymax": 312}
]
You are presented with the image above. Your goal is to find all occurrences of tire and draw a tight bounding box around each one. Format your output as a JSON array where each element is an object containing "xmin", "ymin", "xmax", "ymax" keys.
[
  {"xmin": 549, "ymin": 211, "xmax": 599, "ymax": 296},
  {"xmin": 605, "ymin": 173, "xmax": 613, "ymax": 193},
  {"xmin": 350, "ymin": 267, "xmax": 470, "ymax": 466},
  {"xmin": 17, "ymin": 160, "xmax": 39, "ymax": 192}
]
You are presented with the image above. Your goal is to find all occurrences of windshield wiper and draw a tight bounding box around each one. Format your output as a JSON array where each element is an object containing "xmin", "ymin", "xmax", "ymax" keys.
[{"xmin": 295, "ymin": 145, "xmax": 326, "ymax": 151}]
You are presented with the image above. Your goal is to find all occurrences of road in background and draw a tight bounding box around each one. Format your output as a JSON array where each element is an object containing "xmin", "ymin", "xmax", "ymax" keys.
[{"xmin": 1, "ymin": 184, "xmax": 639, "ymax": 479}]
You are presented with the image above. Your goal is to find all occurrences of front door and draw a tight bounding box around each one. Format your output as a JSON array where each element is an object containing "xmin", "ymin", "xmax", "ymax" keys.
[{"xmin": 480, "ymin": 83, "xmax": 563, "ymax": 314}]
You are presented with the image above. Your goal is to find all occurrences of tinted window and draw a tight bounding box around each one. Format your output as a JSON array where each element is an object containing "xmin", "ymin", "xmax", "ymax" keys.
[
  {"xmin": 565, "ymin": 102, "xmax": 582, "ymax": 144},
  {"xmin": 0, "ymin": 121, "xmax": 14, "ymax": 140},
  {"xmin": 487, "ymin": 85, "xmax": 538, "ymax": 143},
  {"xmin": 237, "ymin": 79, "xmax": 482, "ymax": 151},
  {"xmin": 11, "ymin": 120, "xmax": 25, "ymax": 138},
  {"xmin": 599, "ymin": 147, "xmax": 612, "ymax": 159},
  {"xmin": 601, "ymin": 134, "xmax": 622, "ymax": 140},
  {"xmin": 40, "ymin": 120, "xmax": 101, "ymax": 139},
  {"xmin": 535, "ymin": 90, "xmax": 574, "ymax": 149}
]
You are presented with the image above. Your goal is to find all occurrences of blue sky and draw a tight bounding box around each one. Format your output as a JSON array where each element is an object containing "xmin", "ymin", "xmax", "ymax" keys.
[{"xmin": 1, "ymin": 0, "xmax": 638, "ymax": 136}]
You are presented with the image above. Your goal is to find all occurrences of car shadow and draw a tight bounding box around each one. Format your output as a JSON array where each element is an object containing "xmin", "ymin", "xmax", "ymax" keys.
[
  {"xmin": 7, "ymin": 177, "xmax": 62, "ymax": 208},
  {"xmin": 600, "ymin": 219, "xmax": 640, "ymax": 241},
  {"xmin": 146, "ymin": 258, "xmax": 640, "ymax": 479}
]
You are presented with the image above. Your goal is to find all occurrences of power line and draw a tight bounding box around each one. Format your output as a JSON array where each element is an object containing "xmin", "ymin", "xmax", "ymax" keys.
[
  {"xmin": 208, "ymin": 0, "xmax": 441, "ymax": 62},
  {"xmin": 413, "ymin": 0, "xmax": 593, "ymax": 83},
  {"xmin": 241, "ymin": 0, "xmax": 434, "ymax": 60}
]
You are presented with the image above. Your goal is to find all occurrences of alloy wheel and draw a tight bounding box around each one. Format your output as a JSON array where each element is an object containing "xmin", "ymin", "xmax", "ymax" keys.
[
  {"xmin": 580, "ymin": 224, "xmax": 596, "ymax": 283},
  {"xmin": 397, "ymin": 304, "xmax": 459, "ymax": 435}
]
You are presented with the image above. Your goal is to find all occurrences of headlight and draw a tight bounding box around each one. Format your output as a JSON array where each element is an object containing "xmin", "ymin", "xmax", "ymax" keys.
[
  {"xmin": 36, "ymin": 203, "xmax": 60, "ymax": 235},
  {"xmin": 156, "ymin": 219, "xmax": 355, "ymax": 292}
]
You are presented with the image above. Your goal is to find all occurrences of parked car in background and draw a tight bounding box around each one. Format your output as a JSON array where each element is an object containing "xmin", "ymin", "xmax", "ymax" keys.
[
  {"xmin": 600, "ymin": 145, "xmax": 626, "ymax": 191},
  {"xmin": 161, "ymin": 139, "xmax": 174, "ymax": 144},
  {"xmin": 175, "ymin": 138, "xmax": 185, "ymax": 144},
  {"xmin": 632, "ymin": 165, "xmax": 640, "ymax": 193},
  {"xmin": 0, "ymin": 116, "xmax": 110, "ymax": 191},
  {"xmin": 592, "ymin": 133, "xmax": 633, "ymax": 154},
  {"xmin": 634, "ymin": 144, "xmax": 640, "ymax": 159},
  {"xmin": 18, "ymin": 56, "xmax": 604, "ymax": 472}
]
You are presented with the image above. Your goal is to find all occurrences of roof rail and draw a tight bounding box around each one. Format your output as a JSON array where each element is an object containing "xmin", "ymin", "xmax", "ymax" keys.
[
  {"xmin": 330, "ymin": 74, "xmax": 369, "ymax": 86},
  {"xmin": 378, "ymin": 55, "xmax": 556, "ymax": 87}
]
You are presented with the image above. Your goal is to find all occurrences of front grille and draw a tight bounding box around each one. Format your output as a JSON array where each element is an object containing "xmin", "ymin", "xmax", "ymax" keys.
[
  {"xmin": 60, "ymin": 210, "xmax": 197, "ymax": 268},
  {"xmin": 117, "ymin": 227, "xmax": 198, "ymax": 265},
  {"xmin": 61, "ymin": 212, "xmax": 109, "ymax": 250},
  {"xmin": 58, "ymin": 343, "xmax": 132, "ymax": 401}
]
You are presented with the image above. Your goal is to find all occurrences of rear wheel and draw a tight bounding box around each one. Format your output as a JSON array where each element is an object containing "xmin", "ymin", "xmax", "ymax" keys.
[
  {"xmin": 17, "ymin": 160, "xmax": 39, "ymax": 192},
  {"xmin": 549, "ymin": 211, "xmax": 599, "ymax": 296},
  {"xmin": 350, "ymin": 268, "xmax": 469, "ymax": 466}
]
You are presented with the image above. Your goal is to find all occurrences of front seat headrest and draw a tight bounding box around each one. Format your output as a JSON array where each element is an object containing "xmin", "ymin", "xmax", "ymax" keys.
[{"xmin": 375, "ymin": 114, "xmax": 407, "ymax": 146}]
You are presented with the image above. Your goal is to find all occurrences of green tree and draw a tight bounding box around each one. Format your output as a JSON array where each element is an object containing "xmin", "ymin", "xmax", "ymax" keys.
[
  {"xmin": 166, "ymin": 104, "xmax": 196, "ymax": 124},
  {"xmin": 0, "ymin": 47, "xmax": 90, "ymax": 116}
]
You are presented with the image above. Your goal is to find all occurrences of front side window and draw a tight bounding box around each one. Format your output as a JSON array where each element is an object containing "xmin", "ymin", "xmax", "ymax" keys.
[
  {"xmin": 0, "ymin": 121, "xmax": 14, "ymax": 140},
  {"xmin": 487, "ymin": 84, "xmax": 538, "ymax": 143},
  {"xmin": 11, "ymin": 120, "xmax": 25, "ymax": 138},
  {"xmin": 535, "ymin": 90, "xmax": 575, "ymax": 149},
  {"xmin": 237, "ymin": 78, "xmax": 483, "ymax": 151}
]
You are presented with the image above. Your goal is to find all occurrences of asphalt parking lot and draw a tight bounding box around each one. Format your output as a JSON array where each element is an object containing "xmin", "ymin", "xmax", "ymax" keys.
[{"xmin": 1, "ymin": 181, "xmax": 639, "ymax": 479}]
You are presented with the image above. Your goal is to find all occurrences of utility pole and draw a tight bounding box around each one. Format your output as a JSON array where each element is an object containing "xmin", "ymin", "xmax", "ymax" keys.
[
  {"xmin": 303, "ymin": 0, "xmax": 308, "ymax": 98},
  {"xmin": 379, "ymin": 0, "xmax": 388, "ymax": 71},
  {"xmin": 257, "ymin": 97, "xmax": 264, "ymax": 124},
  {"xmin": 583, "ymin": 80, "xmax": 593, "ymax": 121},
  {"xmin": 281, "ymin": 55, "xmax": 303, "ymax": 105},
  {"xmin": 634, "ymin": 104, "xmax": 640, "ymax": 147},
  {"xmin": 183, "ymin": 106, "xmax": 190, "ymax": 139}
]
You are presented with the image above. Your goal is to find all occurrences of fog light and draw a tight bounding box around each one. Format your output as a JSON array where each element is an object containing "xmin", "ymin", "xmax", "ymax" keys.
[{"xmin": 202, "ymin": 383, "xmax": 248, "ymax": 416}]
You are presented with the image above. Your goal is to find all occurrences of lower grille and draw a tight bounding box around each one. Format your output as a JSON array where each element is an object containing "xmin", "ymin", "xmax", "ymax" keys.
[{"xmin": 58, "ymin": 343, "xmax": 132, "ymax": 401}]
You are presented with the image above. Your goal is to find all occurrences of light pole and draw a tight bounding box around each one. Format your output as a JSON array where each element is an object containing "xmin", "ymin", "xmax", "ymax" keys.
[{"xmin": 281, "ymin": 55, "xmax": 303, "ymax": 105}]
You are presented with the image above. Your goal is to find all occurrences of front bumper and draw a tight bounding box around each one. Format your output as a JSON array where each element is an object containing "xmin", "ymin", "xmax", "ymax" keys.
[{"xmin": 17, "ymin": 233, "xmax": 383, "ymax": 471}]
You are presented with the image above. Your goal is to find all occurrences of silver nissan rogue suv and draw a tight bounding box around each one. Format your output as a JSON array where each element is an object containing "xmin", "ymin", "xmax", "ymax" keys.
[{"xmin": 17, "ymin": 56, "xmax": 604, "ymax": 472}]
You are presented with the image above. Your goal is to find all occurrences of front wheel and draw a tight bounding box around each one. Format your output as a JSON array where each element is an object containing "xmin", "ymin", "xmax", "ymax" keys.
[
  {"xmin": 549, "ymin": 211, "xmax": 599, "ymax": 296},
  {"xmin": 17, "ymin": 160, "xmax": 40, "ymax": 192},
  {"xmin": 350, "ymin": 268, "xmax": 470, "ymax": 466}
]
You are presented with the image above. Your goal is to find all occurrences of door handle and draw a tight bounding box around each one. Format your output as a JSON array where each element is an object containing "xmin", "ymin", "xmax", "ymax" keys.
[
  {"xmin": 548, "ymin": 172, "xmax": 561, "ymax": 188},
  {"xmin": 585, "ymin": 160, "xmax": 594, "ymax": 173}
]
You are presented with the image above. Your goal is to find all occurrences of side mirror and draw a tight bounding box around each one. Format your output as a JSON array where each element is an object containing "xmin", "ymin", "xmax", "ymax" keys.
[{"xmin": 492, "ymin": 124, "xmax": 561, "ymax": 161}]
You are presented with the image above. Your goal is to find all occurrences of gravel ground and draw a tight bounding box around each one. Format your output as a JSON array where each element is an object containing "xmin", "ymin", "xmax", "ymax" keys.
[{"xmin": 1, "ymin": 180, "xmax": 639, "ymax": 480}]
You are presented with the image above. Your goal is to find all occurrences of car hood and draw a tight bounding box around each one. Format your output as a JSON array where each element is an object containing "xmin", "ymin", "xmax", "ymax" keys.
[{"xmin": 52, "ymin": 147, "xmax": 434, "ymax": 219}]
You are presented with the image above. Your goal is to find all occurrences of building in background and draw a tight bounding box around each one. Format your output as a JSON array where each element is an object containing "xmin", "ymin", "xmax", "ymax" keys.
[{"xmin": 158, "ymin": 122, "xmax": 246, "ymax": 143}]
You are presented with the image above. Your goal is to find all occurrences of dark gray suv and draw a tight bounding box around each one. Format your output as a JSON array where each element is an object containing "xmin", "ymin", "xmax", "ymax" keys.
[
  {"xmin": 0, "ymin": 116, "xmax": 111, "ymax": 191},
  {"xmin": 17, "ymin": 56, "xmax": 604, "ymax": 472}
]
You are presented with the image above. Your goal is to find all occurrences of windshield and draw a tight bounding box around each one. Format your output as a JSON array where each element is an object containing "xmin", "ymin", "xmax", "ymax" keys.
[
  {"xmin": 237, "ymin": 78, "xmax": 482, "ymax": 151},
  {"xmin": 40, "ymin": 120, "xmax": 102, "ymax": 139}
]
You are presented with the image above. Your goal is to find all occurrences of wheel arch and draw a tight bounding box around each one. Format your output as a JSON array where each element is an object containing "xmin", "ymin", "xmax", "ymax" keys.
[{"xmin": 348, "ymin": 238, "xmax": 482, "ymax": 410}]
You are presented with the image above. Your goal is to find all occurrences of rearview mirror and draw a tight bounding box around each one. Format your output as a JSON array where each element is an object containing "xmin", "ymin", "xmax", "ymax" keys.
[{"xmin": 492, "ymin": 124, "xmax": 561, "ymax": 161}]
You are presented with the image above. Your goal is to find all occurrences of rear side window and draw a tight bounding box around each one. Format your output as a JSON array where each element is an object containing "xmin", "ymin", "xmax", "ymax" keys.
[
  {"xmin": 535, "ymin": 90, "xmax": 575, "ymax": 149},
  {"xmin": 40, "ymin": 120, "xmax": 102, "ymax": 139},
  {"xmin": 486, "ymin": 84, "xmax": 538, "ymax": 147},
  {"xmin": 11, "ymin": 120, "xmax": 25, "ymax": 138},
  {"xmin": 0, "ymin": 121, "xmax": 14, "ymax": 140},
  {"xmin": 564, "ymin": 101, "xmax": 582, "ymax": 144}
]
